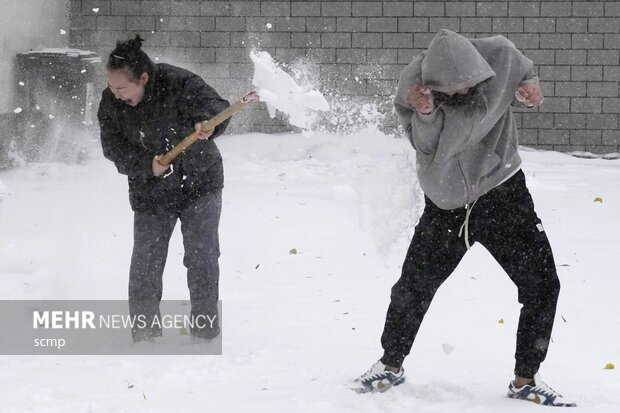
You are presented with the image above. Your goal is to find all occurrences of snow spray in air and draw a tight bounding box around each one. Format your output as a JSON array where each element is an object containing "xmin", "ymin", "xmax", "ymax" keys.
[
  {"xmin": 249, "ymin": 49, "xmax": 395, "ymax": 135},
  {"xmin": 250, "ymin": 50, "xmax": 330, "ymax": 130}
]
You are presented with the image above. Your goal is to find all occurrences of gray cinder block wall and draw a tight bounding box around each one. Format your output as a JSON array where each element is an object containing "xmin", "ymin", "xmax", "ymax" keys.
[{"xmin": 68, "ymin": 0, "xmax": 620, "ymax": 154}]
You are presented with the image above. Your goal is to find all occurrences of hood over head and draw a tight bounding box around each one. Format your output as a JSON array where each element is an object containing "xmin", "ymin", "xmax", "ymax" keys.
[{"xmin": 422, "ymin": 29, "xmax": 495, "ymax": 93}]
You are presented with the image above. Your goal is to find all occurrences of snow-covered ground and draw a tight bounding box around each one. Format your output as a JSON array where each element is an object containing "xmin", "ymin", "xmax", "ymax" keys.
[{"xmin": 0, "ymin": 130, "xmax": 618, "ymax": 412}]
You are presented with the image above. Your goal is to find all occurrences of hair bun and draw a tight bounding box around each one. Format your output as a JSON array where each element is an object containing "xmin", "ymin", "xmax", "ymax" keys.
[
  {"xmin": 107, "ymin": 34, "xmax": 153, "ymax": 79},
  {"xmin": 126, "ymin": 34, "xmax": 144, "ymax": 51}
]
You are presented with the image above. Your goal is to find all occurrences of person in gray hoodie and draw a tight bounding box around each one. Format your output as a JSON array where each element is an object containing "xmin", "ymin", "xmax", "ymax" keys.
[{"xmin": 353, "ymin": 30, "xmax": 575, "ymax": 407}]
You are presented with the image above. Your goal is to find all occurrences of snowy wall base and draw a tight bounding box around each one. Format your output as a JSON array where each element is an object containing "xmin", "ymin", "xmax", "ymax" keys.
[{"xmin": 1, "ymin": 113, "xmax": 96, "ymax": 168}]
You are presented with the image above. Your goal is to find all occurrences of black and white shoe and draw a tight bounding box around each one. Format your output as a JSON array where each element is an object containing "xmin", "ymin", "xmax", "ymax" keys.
[
  {"xmin": 508, "ymin": 373, "xmax": 576, "ymax": 407},
  {"xmin": 350, "ymin": 359, "xmax": 405, "ymax": 393}
]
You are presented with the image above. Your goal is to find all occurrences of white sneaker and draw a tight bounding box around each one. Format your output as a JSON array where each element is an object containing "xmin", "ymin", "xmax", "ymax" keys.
[
  {"xmin": 508, "ymin": 373, "xmax": 577, "ymax": 407},
  {"xmin": 351, "ymin": 359, "xmax": 405, "ymax": 393}
]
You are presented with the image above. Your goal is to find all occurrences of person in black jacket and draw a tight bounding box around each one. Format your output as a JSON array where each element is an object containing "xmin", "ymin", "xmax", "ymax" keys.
[{"xmin": 98, "ymin": 35, "xmax": 230, "ymax": 342}]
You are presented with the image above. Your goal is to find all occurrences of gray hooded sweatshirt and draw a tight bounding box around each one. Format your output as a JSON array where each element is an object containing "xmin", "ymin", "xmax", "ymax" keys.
[{"xmin": 394, "ymin": 29, "xmax": 536, "ymax": 210}]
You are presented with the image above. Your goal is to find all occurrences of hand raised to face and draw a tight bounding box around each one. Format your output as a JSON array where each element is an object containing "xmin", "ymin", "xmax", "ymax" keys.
[{"xmin": 408, "ymin": 85, "xmax": 435, "ymax": 114}]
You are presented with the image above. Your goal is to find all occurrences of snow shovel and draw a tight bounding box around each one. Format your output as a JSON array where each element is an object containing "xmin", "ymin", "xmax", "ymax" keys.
[{"xmin": 157, "ymin": 90, "xmax": 259, "ymax": 166}]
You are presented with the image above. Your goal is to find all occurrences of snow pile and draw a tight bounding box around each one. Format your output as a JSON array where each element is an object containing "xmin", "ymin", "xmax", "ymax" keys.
[
  {"xmin": 20, "ymin": 47, "xmax": 101, "ymax": 63},
  {"xmin": 250, "ymin": 50, "xmax": 330, "ymax": 129}
]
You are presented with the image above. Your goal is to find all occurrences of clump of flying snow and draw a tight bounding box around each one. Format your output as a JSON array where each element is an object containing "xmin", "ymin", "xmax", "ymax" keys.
[
  {"xmin": 250, "ymin": 50, "xmax": 330, "ymax": 130},
  {"xmin": 0, "ymin": 180, "xmax": 11, "ymax": 201}
]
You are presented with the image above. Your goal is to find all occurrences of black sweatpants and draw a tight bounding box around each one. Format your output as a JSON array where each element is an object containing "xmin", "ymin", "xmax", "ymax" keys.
[
  {"xmin": 128, "ymin": 190, "xmax": 222, "ymax": 342},
  {"xmin": 381, "ymin": 170, "xmax": 560, "ymax": 378}
]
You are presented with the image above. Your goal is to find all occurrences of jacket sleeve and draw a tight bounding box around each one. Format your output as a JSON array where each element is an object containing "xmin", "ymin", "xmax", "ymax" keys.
[
  {"xmin": 393, "ymin": 53, "xmax": 444, "ymax": 153},
  {"xmin": 179, "ymin": 74, "xmax": 231, "ymax": 139},
  {"xmin": 393, "ymin": 99, "xmax": 414, "ymax": 140},
  {"xmin": 410, "ymin": 109, "xmax": 445, "ymax": 154},
  {"xmin": 98, "ymin": 93, "xmax": 153, "ymax": 178},
  {"xmin": 394, "ymin": 82, "xmax": 445, "ymax": 154}
]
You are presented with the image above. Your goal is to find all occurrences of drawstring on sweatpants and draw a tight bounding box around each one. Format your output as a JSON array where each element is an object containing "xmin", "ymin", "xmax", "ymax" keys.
[{"xmin": 458, "ymin": 200, "xmax": 477, "ymax": 250}]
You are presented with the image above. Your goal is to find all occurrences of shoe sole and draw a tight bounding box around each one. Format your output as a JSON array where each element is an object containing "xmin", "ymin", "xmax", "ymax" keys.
[
  {"xmin": 350, "ymin": 376, "xmax": 406, "ymax": 394},
  {"xmin": 507, "ymin": 391, "xmax": 577, "ymax": 407}
]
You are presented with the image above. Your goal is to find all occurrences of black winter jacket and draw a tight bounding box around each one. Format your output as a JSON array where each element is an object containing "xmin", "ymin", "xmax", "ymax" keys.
[{"xmin": 98, "ymin": 63, "xmax": 230, "ymax": 213}]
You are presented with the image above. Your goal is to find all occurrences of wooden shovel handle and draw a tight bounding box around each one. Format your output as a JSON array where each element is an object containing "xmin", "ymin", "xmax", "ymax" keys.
[{"xmin": 158, "ymin": 91, "xmax": 258, "ymax": 166}]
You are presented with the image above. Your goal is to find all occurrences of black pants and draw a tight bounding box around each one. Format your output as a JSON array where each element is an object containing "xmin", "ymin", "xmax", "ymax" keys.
[
  {"xmin": 128, "ymin": 190, "xmax": 222, "ymax": 342},
  {"xmin": 381, "ymin": 170, "xmax": 560, "ymax": 378}
]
